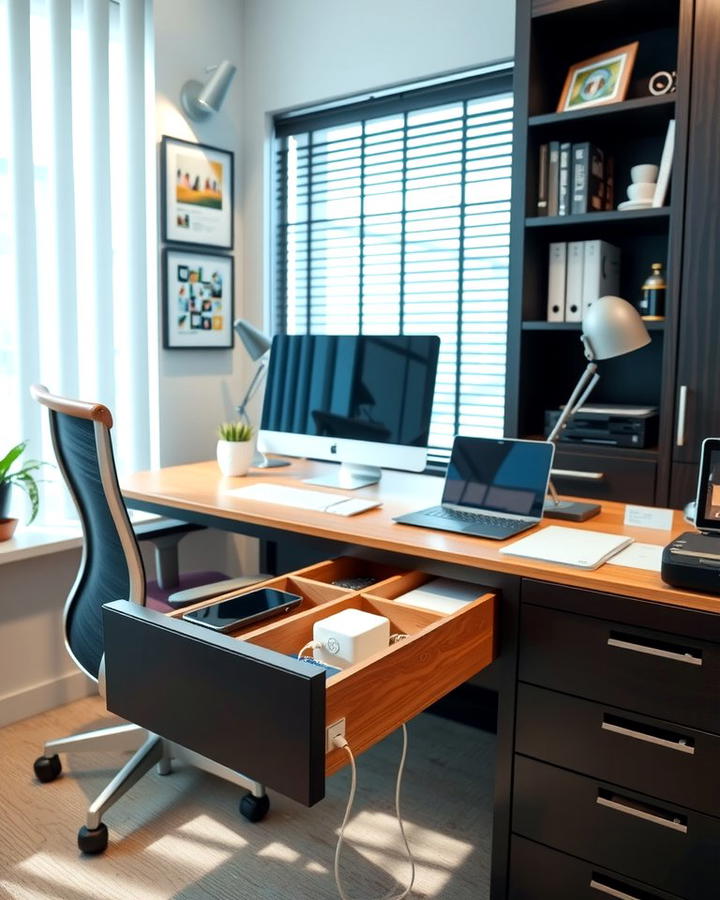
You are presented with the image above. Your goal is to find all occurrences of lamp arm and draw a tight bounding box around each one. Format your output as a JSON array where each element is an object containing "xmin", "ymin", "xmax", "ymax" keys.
[
  {"xmin": 569, "ymin": 370, "xmax": 600, "ymax": 416},
  {"xmin": 236, "ymin": 360, "xmax": 267, "ymax": 420},
  {"xmin": 546, "ymin": 362, "xmax": 598, "ymax": 445}
]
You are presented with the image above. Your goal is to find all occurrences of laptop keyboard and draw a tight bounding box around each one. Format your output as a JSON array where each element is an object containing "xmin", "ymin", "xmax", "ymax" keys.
[{"xmin": 424, "ymin": 507, "xmax": 520, "ymax": 530}]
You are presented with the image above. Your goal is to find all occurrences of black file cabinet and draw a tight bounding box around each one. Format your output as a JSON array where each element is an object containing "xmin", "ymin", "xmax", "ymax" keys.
[{"xmin": 508, "ymin": 580, "xmax": 720, "ymax": 899}]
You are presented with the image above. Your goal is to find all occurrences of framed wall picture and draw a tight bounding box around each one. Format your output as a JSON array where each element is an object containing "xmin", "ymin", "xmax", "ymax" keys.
[
  {"xmin": 557, "ymin": 42, "xmax": 639, "ymax": 112},
  {"xmin": 163, "ymin": 248, "xmax": 234, "ymax": 349},
  {"xmin": 161, "ymin": 136, "xmax": 234, "ymax": 249}
]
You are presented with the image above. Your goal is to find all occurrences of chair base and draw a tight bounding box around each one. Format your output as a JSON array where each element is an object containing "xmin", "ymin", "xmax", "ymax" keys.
[{"xmin": 36, "ymin": 720, "xmax": 268, "ymax": 853}]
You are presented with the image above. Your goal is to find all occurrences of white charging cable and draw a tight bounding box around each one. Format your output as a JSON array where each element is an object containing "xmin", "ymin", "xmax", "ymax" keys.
[
  {"xmin": 332, "ymin": 725, "xmax": 415, "ymax": 900},
  {"xmin": 298, "ymin": 639, "xmax": 323, "ymax": 660}
]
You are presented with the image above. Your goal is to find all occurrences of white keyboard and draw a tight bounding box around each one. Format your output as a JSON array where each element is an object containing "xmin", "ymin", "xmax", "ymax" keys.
[{"xmin": 227, "ymin": 483, "xmax": 382, "ymax": 516}]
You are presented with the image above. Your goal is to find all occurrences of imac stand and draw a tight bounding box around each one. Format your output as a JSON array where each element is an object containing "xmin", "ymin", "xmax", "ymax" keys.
[
  {"xmin": 252, "ymin": 451, "xmax": 291, "ymax": 469},
  {"xmin": 304, "ymin": 462, "xmax": 382, "ymax": 490}
]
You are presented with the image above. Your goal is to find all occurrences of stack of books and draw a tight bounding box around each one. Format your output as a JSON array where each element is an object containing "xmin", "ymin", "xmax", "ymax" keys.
[
  {"xmin": 537, "ymin": 142, "xmax": 614, "ymax": 216},
  {"xmin": 547, "ymin": 240, "xmax": 620, "ymax": 322}
]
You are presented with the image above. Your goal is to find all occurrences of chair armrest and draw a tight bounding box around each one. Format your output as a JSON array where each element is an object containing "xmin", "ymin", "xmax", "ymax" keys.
[
  {"xmin": 133, "ymin": 519, "xmax": 206, "ymax": 591},
  {"xmin": 167, "ymin": 574, "xmax": 271, "ymax": 608},
  {"xmin": 132, "ymin": 518, "xmax": 205, "ymax": 542}
]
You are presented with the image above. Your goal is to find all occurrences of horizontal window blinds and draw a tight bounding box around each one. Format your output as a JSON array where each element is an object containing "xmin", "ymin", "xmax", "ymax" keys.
[{"xmin": 274, "ymin": 72, "xmax": 513, "ymax": 462}]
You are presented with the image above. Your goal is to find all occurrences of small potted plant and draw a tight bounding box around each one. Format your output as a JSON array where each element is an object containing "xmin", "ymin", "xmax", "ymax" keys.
[
  {"xmin": 0, "ymin": 441, "xmax": 45, "ymax": 541},
  {"xmin": 216, "ymin": 421, "xmax": 255, "ymax": 476}
]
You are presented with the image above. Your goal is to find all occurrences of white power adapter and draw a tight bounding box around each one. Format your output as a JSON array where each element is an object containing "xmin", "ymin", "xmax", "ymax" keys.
[{"xmin": 313, "ymin": 608, "xmax": 390, "ymax": 669}]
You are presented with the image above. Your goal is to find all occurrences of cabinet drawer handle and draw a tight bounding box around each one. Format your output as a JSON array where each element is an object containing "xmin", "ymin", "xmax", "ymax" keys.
[
  {"xmin": 607, "ymin": 632, "xmax": 703, "ymax": 666},
  {"xmin": 601, "ymin": 714, "xmax": 695, "ymax": 755},
  {"xmin": 551, "ymin": 468, "xmax": 605, "ymax": 481},
  {"xmin": 590, "ymin": 876, "xmax": 651, "ymax": 899},
  {"xmin": 596, "ymin": 789, "xmax": 688, "ymax": 833},
  {"xmin": 676, "ymin": 384, "xmax": 688, "ymax": 447}
]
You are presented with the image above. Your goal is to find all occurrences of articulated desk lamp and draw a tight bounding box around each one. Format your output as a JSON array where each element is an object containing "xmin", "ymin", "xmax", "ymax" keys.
[
  {"xmin": 234, "ymin": 319, "xmax": 289, "ymax": 469},
  {"xmin": 544, "ymin": 295, "xmax": 651, "ymax": 521}
]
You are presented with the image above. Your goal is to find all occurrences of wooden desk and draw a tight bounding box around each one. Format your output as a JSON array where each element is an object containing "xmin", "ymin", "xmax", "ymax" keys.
[
  {"xmin": 122, "ymin": 459, "xmax": 720, "ymax": 900},
  {"xmin": 123, "ymin": 456, "xmax": 720, "ymax": 614}
]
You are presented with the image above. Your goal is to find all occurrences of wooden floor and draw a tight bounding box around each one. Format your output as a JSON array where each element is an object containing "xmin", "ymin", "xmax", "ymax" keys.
[{"xmin": 0, "ymin": 697, "xmax": 494, "ymax": 899}]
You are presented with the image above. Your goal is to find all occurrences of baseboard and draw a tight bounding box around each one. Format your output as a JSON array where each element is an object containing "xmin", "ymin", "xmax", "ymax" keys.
[{"xmin": 0, "ymin": 670, "xmax": 95, "ymax": 728}]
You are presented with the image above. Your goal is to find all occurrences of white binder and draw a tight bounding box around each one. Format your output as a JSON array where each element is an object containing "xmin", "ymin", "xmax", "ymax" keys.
[
  {"xmin": 565, "ymin": 241, "xmax": 585, "ymax": 322},
  {"xmin": 547, "ymin": 242, "xmax": 567, "ymax": 321}
]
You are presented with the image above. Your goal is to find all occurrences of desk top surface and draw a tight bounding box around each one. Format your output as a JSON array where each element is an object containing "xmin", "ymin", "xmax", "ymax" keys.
[{"xmin": 122, "ymin": 457, "xmax": 720, "ymax": 616}]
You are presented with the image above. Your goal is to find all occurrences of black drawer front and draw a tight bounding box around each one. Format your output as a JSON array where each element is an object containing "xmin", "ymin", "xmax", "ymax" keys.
[
  {"xmin": 102, "ymin": 601, "xmax": 326, "ymax": 805},
  {"xmin": 513, "ymin": 755, "xmax": 720, "ymax": 899},
  {"xmin": 510, "ymin": 836, "xmax": 684, "ymax": 900},
  {"xmin": 519, "ymin": 603, "xmax": 720, "ymax": 734},
  {"xmin": 552, "ymin": 449, "xmax": 656, "ymax": 504},
  {"xmin": 516, "ymin": 684, "xmax": 720, "ymax": 818}
]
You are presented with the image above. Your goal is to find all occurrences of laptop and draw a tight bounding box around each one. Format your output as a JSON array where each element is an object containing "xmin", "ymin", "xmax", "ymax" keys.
[{"xmin": 394, "ymin": 436, "xmax": 555, "ymax": 540}]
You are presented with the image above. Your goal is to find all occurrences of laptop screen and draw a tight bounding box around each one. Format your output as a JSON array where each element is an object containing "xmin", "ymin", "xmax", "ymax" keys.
[{"xmin": 442, "ymin": 436, "xmax": 554, "ymax": 519}]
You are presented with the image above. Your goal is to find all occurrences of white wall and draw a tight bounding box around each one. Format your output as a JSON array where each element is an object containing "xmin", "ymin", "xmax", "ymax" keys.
[
  {"xmin": 153, "ymin": 0, "xmax": 257, "ymax": 577},
  {"xmin": 240, "ymin": 0, "xmax": 515, "ymax": 331},
  {"xmin": 154, "ymin": 0, "xmax": 245, "ymax": 467}
]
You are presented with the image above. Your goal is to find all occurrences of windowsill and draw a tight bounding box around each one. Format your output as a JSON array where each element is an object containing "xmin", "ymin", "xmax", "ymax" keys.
[
  {"xmin": 0, "ymin": 524, "xmax": 83, "ymax": 565},
  {"xmin": 0, "ymin": 511, "xmax": 161, "ymax": 566}
]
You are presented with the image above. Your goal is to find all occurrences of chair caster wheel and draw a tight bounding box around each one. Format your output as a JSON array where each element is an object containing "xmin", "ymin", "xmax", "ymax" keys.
[
  {"xmin": 240, "ymin": 792, "xmax": 269, "ymax": 822},
  {"xmin": 78, "ymin": 823, "xmax": 108, "ymax": 854},
  {"xmin": 34, "ymin": 754, "xmax": 62, "ymax": 783}
]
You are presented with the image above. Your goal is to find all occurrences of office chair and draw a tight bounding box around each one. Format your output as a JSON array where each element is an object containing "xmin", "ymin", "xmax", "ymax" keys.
[{"xmin": 30, "ymin": 385, "xmax": 270, "ymax": 854}]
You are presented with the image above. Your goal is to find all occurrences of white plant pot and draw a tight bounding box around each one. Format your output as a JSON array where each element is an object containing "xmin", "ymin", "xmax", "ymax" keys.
[{"xmin": 216, "ymin": 440, "xmax": 254, "ymax": 477}]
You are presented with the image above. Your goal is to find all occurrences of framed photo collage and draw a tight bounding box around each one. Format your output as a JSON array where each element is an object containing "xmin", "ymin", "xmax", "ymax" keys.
[{"xmin": 160, "ymin": 136, "xmax": 235, "ymax": 349}]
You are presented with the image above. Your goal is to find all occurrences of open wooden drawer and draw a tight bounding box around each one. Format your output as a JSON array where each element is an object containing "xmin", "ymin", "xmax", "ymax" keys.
[{"xmin": 102, "ymin": 558, "xmax": 496, "ymax": 806}]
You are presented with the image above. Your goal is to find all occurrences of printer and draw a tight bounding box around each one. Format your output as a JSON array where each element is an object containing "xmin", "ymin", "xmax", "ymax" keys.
[{"xmin": 662, "ymin": 437, "xmax": 720, "ymax": 592}]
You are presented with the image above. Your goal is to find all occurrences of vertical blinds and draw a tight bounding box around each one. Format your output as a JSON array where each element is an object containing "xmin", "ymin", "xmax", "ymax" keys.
[
  {"xmin": 0, "ymin": 0, "xmax": 151, "ymax": 523},
  {"xmin": 274, "ymin": 71, "xmax": 513, "ymax": 461}
]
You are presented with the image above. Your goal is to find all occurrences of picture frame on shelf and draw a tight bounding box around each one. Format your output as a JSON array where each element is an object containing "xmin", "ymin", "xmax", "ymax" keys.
[
  {"xmin": 557, "ymin": 42, "xmax": 639, "ymax": 113},
  {"xmin": 163, "ymin": 248, "xmax": 234, "ymax": 349},
  {"xmin": 161, "ymin": 136, "xmax": 234, "ymax": 249}
]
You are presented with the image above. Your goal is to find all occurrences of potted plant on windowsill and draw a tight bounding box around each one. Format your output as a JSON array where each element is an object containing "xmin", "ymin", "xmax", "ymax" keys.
[
  {"xmin": 0, "ymin": 441, "xmax": 44, "ymax": 541},
  {"xmin": 216, "ymin": 422, "xmax": 255, "ymax": 477}
]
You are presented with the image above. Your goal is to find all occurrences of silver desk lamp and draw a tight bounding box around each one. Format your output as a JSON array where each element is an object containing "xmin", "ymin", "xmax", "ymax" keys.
[
  {"xmin": 544, "ymin": 295, "xmax": 651, "ymax": 521},
  {"xmin": 234, "ymin": 319, "xmax": 290, "ymax": 469}
]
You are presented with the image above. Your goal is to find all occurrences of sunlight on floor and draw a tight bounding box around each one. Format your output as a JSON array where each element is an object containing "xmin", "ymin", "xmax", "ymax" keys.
[
  {"xmin": 0, "ymin": 881, "xmax": 57, "ymax": 900},
  {"xmin": 177, "ymin": 812, "xmax": 250, "ymax": 850},
  {"xmin": 341, "ymin": 810, "xmax": 474, "ymax": 896},
  {"xmin": 145, "ymin": 831, "xmax": 235, "ymax": 870},
  {"xmin": 305, "ymin": 860, "xmax": 330, "ymax": 874},
  {"xmin": 11, "ymin": 852, "xmax": 163, "ymax": 900},
  {"xmin": 257, "ymin": 841, "xmax": 301, "ymax": 863}
]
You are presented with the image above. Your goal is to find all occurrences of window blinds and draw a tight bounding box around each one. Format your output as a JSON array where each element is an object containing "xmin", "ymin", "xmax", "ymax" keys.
[
  {"xmin": 0, "ymin": 0, "xmax": 150, "ymax": 523},
  {"xmin": 274, "ymin": 71, "xmax": 513, "ymax": 462}
]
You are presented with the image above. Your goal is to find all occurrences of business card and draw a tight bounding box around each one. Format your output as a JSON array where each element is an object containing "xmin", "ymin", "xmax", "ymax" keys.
[{"xmin": 624, "ymin": 504, "xmax": 674, "ymax": 531}]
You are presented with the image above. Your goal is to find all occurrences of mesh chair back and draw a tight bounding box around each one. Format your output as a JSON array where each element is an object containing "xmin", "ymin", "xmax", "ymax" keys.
[{"xmin": 31, "ymin": 386, "xmax": 145, "ymax": 680}]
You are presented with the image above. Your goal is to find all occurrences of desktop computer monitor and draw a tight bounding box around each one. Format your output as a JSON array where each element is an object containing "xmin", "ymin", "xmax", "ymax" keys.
[{"xmin": 258, "ymin": 334, "xmax": 440, "ymax": 488}]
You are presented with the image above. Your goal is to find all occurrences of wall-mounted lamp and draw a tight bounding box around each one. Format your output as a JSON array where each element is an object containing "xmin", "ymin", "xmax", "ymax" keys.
[{"xmin": 180, "ymin": 60, "xmax": 237, "ymax": 122}]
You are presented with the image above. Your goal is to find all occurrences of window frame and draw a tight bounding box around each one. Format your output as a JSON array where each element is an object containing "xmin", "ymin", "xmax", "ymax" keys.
[{"xmin": 272, "ymin": 67, "xmax": 514, "ymax": 467}]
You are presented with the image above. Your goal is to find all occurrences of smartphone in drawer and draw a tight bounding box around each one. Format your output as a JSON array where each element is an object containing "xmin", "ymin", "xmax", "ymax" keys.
[{"xmin": 102, "ymin": 565, "xmax": 496, "ymax": 806}]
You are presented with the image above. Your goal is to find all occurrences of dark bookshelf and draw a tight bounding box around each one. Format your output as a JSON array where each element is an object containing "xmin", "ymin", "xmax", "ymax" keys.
[
  {"xmin": 504, "ymin": 0, "xmax": 694, "ymax": 516},
  {"xmin": 521, "ymin": 320, "xmax": 666, "ymax": 331},
  {"xmin": 528, "ymin": 94, "xmax": 675, "ymax": 129},
  {"xmin": 525, "ymin": 208, "xmax": 671, "ymax": 229}
]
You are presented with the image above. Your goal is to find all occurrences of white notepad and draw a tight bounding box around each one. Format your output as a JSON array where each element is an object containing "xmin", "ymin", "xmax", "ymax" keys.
[
  {"xmin": 499, "ymin": 525, "xmax": 632, "ymax": 570},
  {"xmin": 393, "ymin": 578, "xmax": 480, "ymax": 614}
]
